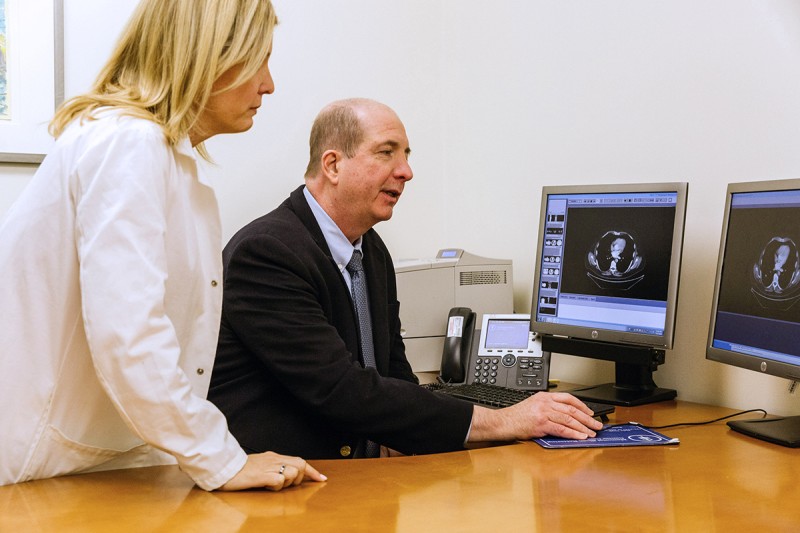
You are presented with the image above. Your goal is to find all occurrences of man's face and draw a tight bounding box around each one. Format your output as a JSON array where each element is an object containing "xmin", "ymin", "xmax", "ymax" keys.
[{"xmin": 335, "ymin": 105, "xmax": 413, "ymax": 236}]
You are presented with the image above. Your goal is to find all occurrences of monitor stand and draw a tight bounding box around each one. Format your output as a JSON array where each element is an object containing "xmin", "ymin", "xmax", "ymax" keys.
[
  {"xmin": 570, "ymin": 359, "xmax": 677, "ymax": 407},
  {"xmin": 571, "ymin": 381, "xmax": 676, "ymax": 407},
  {"xmin": 727, "ymin": 416, "xmax": 800, "ymax": 448},
  {"xmin": 540, "ymin": 336, "xmax": 677, "ymax": 407}
]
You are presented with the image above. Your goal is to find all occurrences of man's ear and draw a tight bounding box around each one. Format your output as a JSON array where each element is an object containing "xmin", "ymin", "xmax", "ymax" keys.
[{"xmin": 321, "ymin": 150, "xmax": 341, "ymax": 185}]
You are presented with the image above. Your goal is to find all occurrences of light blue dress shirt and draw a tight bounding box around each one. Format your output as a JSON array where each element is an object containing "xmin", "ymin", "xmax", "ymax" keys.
[
  {"xmin": 303, "ymin": 187, "xmax": 474, "ymax": 444},
  {"xmin": 303, "ymin": 186, "xmax": 364, "ymax": 296}
]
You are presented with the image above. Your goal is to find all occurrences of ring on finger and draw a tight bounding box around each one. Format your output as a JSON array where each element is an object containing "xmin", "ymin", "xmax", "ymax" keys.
[{"xmin": 278, "ymin": 464, "xmax": 286, "ymax": 475}]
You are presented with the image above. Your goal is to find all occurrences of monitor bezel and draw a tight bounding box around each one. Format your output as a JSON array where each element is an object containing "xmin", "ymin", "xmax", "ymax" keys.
[
  {"xmin": 530, "ymin": 181, "xmax": 688, "ymax": 350},
  {"xmin": 705, "ymin": 178, "xmax": 800, "ymax": 382}
]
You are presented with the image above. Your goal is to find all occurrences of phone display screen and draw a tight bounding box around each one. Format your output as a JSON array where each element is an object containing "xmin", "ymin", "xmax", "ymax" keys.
[{"xmin": 484, "ymin": 319, "xmax": 530, "ymax": 349}]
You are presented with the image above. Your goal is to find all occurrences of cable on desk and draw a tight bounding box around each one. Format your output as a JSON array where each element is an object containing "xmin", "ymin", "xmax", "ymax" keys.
[{"xmin": 637, "ymin": 408, "xmax": 768, "ymax": 430}]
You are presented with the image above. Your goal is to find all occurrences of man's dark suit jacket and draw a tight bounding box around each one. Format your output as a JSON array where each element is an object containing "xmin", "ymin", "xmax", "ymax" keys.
[{"xmin": 209, "ymin": 186, "xmax": 473, "ymax": 459}]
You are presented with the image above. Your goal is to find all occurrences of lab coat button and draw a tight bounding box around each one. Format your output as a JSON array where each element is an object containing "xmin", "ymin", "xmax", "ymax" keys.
[
  {"xmin": 197, "ymin": 368, "xmax": 205, "ymax": 375},
  {"xmin": 211, "ymin": 280, "xmax": 218, "ymax": 287}
]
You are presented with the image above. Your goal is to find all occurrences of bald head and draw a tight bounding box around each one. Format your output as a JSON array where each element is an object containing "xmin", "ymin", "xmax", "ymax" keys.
[{"xmin": 304, "ymin": 98, "xmax": 397, "ymax": 179}]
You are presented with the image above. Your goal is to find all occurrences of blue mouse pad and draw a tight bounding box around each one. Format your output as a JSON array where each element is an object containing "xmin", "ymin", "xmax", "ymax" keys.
[{"xmin": 533, "ymin": 423, "xmax": 679, "ymax": 449}]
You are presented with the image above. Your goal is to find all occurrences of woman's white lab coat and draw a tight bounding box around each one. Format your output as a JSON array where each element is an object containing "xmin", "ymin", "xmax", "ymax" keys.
[{"xmin": 0, "ymin": 111, "xmax": 246, "ymax": 490}]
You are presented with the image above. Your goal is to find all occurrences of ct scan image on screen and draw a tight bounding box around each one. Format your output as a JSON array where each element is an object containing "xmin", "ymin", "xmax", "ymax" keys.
[
  {"xmin": 586, "ymin": 230, "xmax": 644, "ymax": 288},
  {"xmin": 713, "ymin": 200, "xmax": 800, "ymax": 359},
  {"xmin": 753, "ymin": 236, "xmax": 800, "ymax": 309},
  {"xmin": 536, "ymin": 191, "xmax": 678, "ymax": 337},
  {"xmin": 560, "ymin": 206, "xmax": 675, "ymax": 301}
]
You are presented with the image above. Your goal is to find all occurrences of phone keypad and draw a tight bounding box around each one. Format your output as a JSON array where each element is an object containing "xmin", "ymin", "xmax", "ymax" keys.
[
  {"xmin": 469, "ymin": 354, "xmax": 547, "ymax": 390},
  {"xmin": 473, "ymin": 357, "xmax": 500, "ymax": 384}
]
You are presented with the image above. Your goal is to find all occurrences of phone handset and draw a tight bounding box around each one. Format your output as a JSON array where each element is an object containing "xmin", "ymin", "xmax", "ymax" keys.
[{"xmin": 440, "ymin": 307, "xmax": 476, "ymax": 384}]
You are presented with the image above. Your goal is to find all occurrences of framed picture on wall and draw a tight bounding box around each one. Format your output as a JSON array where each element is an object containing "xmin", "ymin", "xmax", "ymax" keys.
[{"xmin": 0, "ymin": 0, "xmax": 64, "ymax": 164}]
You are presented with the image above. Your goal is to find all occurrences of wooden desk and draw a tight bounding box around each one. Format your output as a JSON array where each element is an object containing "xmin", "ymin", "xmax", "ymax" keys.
[{"xmin": 2, "ymin": 400, "xmax": 799, "ymax": 532}]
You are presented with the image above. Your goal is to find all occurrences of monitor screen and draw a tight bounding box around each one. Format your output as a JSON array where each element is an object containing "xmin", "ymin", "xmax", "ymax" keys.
[
  {"xmin": 706, "ymin": 180, "xmax": 800, "ymax": 447},
  {"xmin": 530, "ymin": 182, "xmax": 688, "ymax": 406},
  {"xmin": 532, "ymin": 183, "xmax": 687, "ymax": 349},
  {"xmin": 707, "ymin": 184, "xmax": 800, "ymax": 367}
]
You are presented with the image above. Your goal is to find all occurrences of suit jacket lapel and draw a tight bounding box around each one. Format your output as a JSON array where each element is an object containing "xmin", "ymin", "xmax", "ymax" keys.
[
  {"xmin": 290, "ymin": 185, "xmax": 390, "ymax": 375},
  {"xmin": 288, "ymin": 186, "xmax": 333, "ymax": 258}
]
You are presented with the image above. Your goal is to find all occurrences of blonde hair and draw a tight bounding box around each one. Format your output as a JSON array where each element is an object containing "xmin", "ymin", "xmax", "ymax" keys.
[{"xmin": 50, "ymin": 0, "xmax": 277, "ymax": 159}]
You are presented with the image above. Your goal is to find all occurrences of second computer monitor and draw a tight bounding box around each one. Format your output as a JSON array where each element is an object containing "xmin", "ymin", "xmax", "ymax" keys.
[
  {"xmin": 706, "ymin": 179, "xmax": 800, "ymax": 446},
  {"xmin": 531, "ymin": 182, "xmax": 688, "ymax": 406}
]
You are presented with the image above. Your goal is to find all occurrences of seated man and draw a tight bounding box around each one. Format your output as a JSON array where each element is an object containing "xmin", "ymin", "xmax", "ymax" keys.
[{"xmin": 209, "ymin": 98, "xmax": 602, "ymax": 459}]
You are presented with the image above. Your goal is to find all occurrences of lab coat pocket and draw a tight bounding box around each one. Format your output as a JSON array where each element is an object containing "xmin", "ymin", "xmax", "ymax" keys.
[{"xmin": 25, "ymin": 424, "xmax": 146, "ymax": 481}]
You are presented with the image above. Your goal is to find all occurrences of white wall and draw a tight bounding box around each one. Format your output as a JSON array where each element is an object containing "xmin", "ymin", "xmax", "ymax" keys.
[
  {"xmin": 436, "ymin": 0, "xmax": 800, "ymax": 416},
  {"xmin": 2, "ymin": 0, "xmax": 799, "ymax": 417},
  {"xmin": 207, "ymin": 0, "xmax": 448, "ymax": 259}
]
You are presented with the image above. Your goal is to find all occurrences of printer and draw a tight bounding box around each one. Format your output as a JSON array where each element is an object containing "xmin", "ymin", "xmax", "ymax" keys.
[{"xmin": 394, "ymin": 249, "xmax": 514, "ymax": 372}]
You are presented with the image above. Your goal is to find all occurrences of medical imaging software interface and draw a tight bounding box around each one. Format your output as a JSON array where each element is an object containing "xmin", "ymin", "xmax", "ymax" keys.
[
  {"xmin": 711, "ymin": 189, "xmax": 800, "ymax": 362},
  {"xmin": 535, "ymin": 190, "xmax": 678, "ymax": 336}
]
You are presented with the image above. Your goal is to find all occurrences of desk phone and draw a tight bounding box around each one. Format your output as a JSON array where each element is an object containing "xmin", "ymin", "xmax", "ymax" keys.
[{"xmin": 440, "ymin": 309, "xmax": 551, "ymax": 392}]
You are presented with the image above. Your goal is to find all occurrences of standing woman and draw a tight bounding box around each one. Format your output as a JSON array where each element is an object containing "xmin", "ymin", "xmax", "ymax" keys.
[{"xmin": 0, "ymin": 0, "xmax": 324, "ymax": 491}]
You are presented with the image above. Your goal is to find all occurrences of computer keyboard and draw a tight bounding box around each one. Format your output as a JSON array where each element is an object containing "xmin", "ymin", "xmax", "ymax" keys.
[{"xmin": 423, "ymin": 381, "xmax": 615, "ymax": 418}]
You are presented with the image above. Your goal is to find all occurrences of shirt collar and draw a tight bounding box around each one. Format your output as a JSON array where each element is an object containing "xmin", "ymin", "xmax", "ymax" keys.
[
  {"xmin": 175, "ymin": 137, "xmax": 213, "ymax": 188},
  {"xmin": 303, "ymin": 186, "xmax": 362, "ymax": 272}
]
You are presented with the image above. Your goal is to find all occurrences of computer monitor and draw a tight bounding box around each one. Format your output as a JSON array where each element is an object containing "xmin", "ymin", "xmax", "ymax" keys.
[
  {"xmin": 706, "ymin": 179, "xmax": 800, "ymax": 447},
  {"xmin": 531, "ymin": 182, "xmax": 688, "ymax": 406}
]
